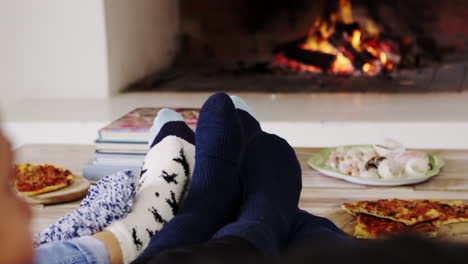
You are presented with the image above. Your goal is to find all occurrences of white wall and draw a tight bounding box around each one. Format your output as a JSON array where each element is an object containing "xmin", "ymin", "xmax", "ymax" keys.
[
  {"xmin": 104, "ymin": 0, "xmax": 179, "ymax": 95},
  {"xmin": 0, "ymin": 0, "xmax": 109, "ymax": 109},
  {"xmin": 0, "ymin": 0, "xmax": 179, "ymax": 110}
]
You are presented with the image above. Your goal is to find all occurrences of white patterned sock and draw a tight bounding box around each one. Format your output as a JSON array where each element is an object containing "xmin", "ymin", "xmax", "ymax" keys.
[{"xmin": 105, "ymin": 135, "xmax": 195, "ymax": 263}]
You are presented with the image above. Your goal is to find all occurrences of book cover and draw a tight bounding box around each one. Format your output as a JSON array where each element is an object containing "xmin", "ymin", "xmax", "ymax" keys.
[
  {"xmin": 99, "ymin": 107, "xmax": 200, "ymax": 142},
  {"xmin": 94, "ymin": 153, "xmax": 145, "ymax": 165},
  {"xmin": 95, "ymin": 139, "xmax": 149, "ymax": 153}
]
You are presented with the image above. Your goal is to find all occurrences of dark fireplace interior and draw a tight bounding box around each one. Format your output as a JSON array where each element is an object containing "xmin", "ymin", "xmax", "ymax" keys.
[{"xmin": 127, "ymin": 0, "xmax": 468, "ymax": 93}]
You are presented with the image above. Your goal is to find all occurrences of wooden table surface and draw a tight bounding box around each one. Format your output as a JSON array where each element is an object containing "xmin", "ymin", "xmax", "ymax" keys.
[{"xmin": 15, "ymin": 144, "xmax": 468, "ymax": 235}]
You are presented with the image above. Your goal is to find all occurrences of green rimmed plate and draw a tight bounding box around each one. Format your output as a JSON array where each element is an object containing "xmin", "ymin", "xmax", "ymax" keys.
[{"xmin": 307, "ymin": 145, "xmax": 445, "ymax": 186}]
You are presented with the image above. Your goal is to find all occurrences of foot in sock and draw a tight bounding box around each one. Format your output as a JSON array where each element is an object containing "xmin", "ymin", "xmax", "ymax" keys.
[
  {"xmin": 212, "ymin": 116, "xmax": 302, "ymax": 255},
  {"xmin": 230, "ymin": 95, "xmax": 261, "ymax": 141},
  {"xmin": 286, "ymin": 209, "xmax": 352, "ymax": 249},
  {"xmin": 134, "ymin": 92, "xmax": 244, "ymax": 262},
  {"xmin": 34, "ymin": 170, "xmax": 139, "ymax": 246},
  {"xmin": 105, "ymin": 109, "xmax": 195, "ymax": 263}
]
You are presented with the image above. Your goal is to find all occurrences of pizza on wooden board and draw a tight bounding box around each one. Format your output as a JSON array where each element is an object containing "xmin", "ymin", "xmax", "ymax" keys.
[
  {"xmin": 415, "ymin": 200, "xmax": 468, "ymax": 224},
  {"xmin": 15, "ymin": 163, "xmax": 74, "ymax": 196},
  {"xmin": 342, "ymin": 198, "xmax": 441, "ymax": 225},
  {"xmin": 343, "ymin": 199, "xmax": 468, "ymax": 239},
  {"xmin": 354, "ymin": 213, "xmax": 440, "ymax": 239}
]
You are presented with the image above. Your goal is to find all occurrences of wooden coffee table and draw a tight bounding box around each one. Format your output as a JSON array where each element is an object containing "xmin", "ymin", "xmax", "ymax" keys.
[{"xmin": 15, "ymin": 144, "xmax": 468, "ymax": 235}]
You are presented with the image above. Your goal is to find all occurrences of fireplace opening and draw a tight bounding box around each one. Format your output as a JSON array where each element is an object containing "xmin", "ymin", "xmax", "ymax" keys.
[
  {"xmin": 273, "ymin": 0, "xmax": 400, "ymax": 76},
  {"xmin": 126, "ymin": 0, "xmax": 468, "ymax": 93}
]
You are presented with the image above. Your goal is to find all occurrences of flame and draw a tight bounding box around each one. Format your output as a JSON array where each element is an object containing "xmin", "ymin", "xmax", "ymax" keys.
[
  {"xmin": 332, "ymin": 53, "xmax": 354, "ymax": 74},
  {"xmin": 380, "ymin": 53, "xmax": 387, "ymax": 65},
  {"xmin": 302, "ymin": 39, "xmax": 336, "ymax": 55},
  {"xmin": 275, "ymin": 0, "xmax": 399, "ymax": 75},
  {"xmin": 339, "ymin": 0, "xmax": 353, "ymax": 24},
  {"xmin": 362, "ymin": 62, "xmax": 379, "ymax": 76},
  {"xmin": 365, "ymin": 20, "xmax": 380, "ymax": 37},
  {"xmin": 350, "ymin": 30, "xmax": 362, "ymax": 51},
  {"xmin": 362, "ymin": 63, "xmax": 371, "ymax": 72}
]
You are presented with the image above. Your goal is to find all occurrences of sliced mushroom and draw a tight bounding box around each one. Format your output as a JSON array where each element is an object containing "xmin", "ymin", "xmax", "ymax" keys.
[{"xmin": 365, "ymin": 156, "xmax": 386, "ymax": 170}]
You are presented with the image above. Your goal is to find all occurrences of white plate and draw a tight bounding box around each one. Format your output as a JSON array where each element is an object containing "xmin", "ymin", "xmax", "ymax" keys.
[
  {"xmin": 312, "ymin": 166, "xmax": 436, "ymax": 186},
  {"xmin": 307, "ymin": 145, "xmax": 445, "ymax": 186}
]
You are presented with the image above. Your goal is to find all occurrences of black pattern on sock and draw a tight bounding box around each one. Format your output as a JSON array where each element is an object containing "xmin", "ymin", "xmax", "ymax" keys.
[
  {"xmin": 149, "ymin": 207, "xmax": 167, "ymax": 224},
  {"xmin": 173, "ymin": 148, "xmax": 190, "ymax": 177},
  {"xmin": 146, "ymin": 228, "xmax": 157, "ymax": 238},
  {"xmin": 132, "ymin": 228, "xmax": 143, "ymax": 251},
  {"xmin": 165, "ymin": 191, "xmax": 179, "ymax": 215},
  {"xmin": 138, "ymin": 165, "xmax": 148, "ymax": 189},
  {"xmin": 155, "ymin": 192, "xmax": 160, "ymax": 197},
  {"xmin": 175, "ymin": 148, "xmax": 191, "ymax": 203},
  {"xmin": 161, "ymin": 171, "xmax": 178, "ymax": 184}
]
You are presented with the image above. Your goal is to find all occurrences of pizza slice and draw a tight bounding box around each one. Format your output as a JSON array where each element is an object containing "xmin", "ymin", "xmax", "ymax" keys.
[
  {"xmin": 354, "ymin": 213, "xmax": 440, "ymax": 239},
  {"xmin": 15, "ymin": 163, "xmax": 74, "ymax": 196},
  {"xmin": 342, "ymin": 198, "xmax": 441, "ymax": 225},
  {"xmin": 416, "ymin": 200, "xmax": 468, "ymax": 224}
]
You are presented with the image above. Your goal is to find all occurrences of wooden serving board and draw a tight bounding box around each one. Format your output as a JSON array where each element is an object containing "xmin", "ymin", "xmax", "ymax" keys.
[
  {"xmin": 321, "ymin": 209, "xmax": 468, "ymax": 242},
  {"xmin": 20, "ymin": 175, "xmax": 90, "ymax": 205}
]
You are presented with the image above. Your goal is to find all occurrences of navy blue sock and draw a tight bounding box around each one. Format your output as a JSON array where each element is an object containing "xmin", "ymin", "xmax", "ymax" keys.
[
  {"xmin": 135, "ymin": 92, "xmax": 244, "ymax": 261},
  {"xmin": 151, "ymin": 122, "xmax": 195, "ymax": 147},
  {"xmin": 230, "ymin": 96, "xmax": 261, "ymax": 141},
  {"xmin": 212, "ymin": 132, "xmax": 302, "ymax": 256},
  {"xmin": 285, "ymin": 210, "xmax": 353, "ymax": 251},
  {"xmin": 236, "ymin": 109, "xmax": 261, "ymax": 142},
  {"xmin": 149, "ymin": 108, "xmax": 195, "ymax": 147}
]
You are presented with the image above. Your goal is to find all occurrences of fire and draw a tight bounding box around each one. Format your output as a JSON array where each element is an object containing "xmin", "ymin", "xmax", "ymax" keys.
[
  {"xmin": 350, "ymin": 30, "xmax": 362, "ymax": 52},
  {"xmin": 274, "ymin": 0, "xmax": 400, "ymax": 76},
  {"xmin": 332, "ymin": 53, "xmax": 354, "ymax": 74},
  {"xmin": 339, "ymin": 0, "xmax": 353, "ymax": 24}
]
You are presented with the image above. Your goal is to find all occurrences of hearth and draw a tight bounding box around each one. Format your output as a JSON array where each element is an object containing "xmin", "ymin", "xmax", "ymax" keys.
[{"xmin": 125, "ymin": 0, "xmax": 468, "ymax": 93}]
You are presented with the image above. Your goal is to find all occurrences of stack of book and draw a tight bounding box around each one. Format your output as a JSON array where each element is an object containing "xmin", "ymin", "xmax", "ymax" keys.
[{"xmin": 83, "ymin": 107, "xmax": 199, "ymax": 180}]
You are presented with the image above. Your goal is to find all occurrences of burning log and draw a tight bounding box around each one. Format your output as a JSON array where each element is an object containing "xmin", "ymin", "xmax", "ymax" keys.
[
  {"xmin": 282, "ymin": 46, "xmax": 336, "ymax": 71},
  {"xmin": 328, "ymin": 22, "xmax": 375, "ymax": 71},
  {"xmin": 273, "ymin": 37, "xmax": 308, "ymax": 54}
]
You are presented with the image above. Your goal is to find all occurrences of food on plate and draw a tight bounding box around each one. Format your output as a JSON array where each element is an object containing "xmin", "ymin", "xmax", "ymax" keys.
[
  {"xmin": 343, "ymin": 199, "xmax": 468, "ymax": 239},
  {"xmin": 354, "ymin": 213, "xmax": 440, "ymax": 239},
  {"xmin": 342, "ymin": 198, "xmax": 441, "ymax": 225},
  {"xmin": 15, "ymin": 163, "xmax": 74, "ymax": 196},
  {"xmin": 377, "ymin": 159, "xmax": 403, "ymax": 180},
  {"xmin": 324, "ymin": 139, "xmax": 440, "ymax": 180},
  {"xmin": 373, "ymin": 138, "xmax": 405, "ymax": 158}
]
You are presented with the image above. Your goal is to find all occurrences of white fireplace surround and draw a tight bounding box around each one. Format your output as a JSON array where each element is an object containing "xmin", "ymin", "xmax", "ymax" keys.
[
  {"xmin": 1, "ymin": 1, "xmax": 467, "ymax": 149},
  {"xmin": 0, "ymin": 0, "xmax": 179, "ymax": 108},
  {"xmin": 3, "ymin": 92, "xmax": 468, "ymax": 150}
]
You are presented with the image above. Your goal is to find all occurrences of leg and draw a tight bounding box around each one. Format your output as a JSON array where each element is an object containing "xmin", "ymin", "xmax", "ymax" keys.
[
  {"xmin": 35, "ymin": 108, "xmax": 195, "ymax": 251},
  {"xmin": 34, "ymin": 170, "xmax": 139, "ymax": 246},
  {"xmin": 286, "ymin": 209, "xmax": 353, "ymax": 251},
  {"xmin": 35, "ymin": 236, "xmax": 111, "ymax": 264},
  {"xmin": 212, "ymin": 132, "xmax": 302, "ymax": 256},
  {"xmin": 134, "ymin": 93, "xmax": 244, "ymax": 262},
  {"xmin": 104, "ymin": 109, "xmax": 195, "ymax": 263},
  {"xmin": 152, "ymin": 236, "xmax": 262, "ymax": 264}
]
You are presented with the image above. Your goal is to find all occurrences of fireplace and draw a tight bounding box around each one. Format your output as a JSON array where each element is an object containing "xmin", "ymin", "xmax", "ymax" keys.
[{"xmin": 126, "ymin": 0, "xmax": 468, "ymax": 93}]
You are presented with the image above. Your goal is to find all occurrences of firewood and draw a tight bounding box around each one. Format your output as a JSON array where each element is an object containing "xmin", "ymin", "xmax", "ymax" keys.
[{"xmin": 283, "ymin": 46, "xmax": 336, "ymax": 70}]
